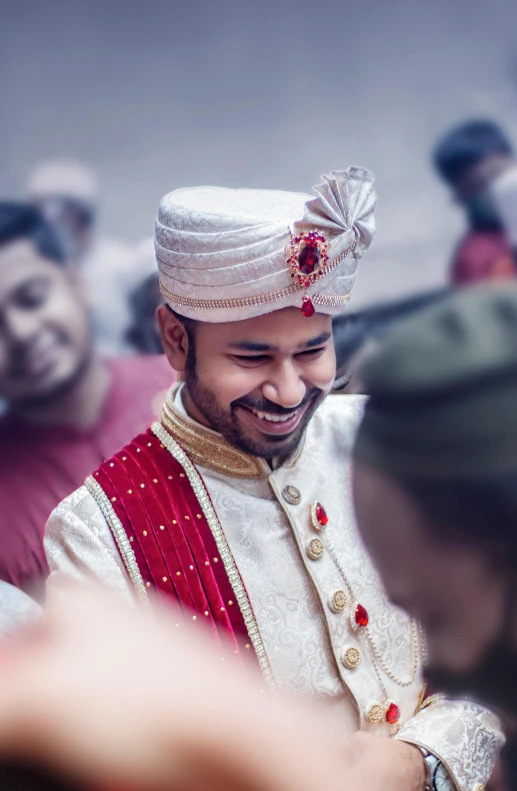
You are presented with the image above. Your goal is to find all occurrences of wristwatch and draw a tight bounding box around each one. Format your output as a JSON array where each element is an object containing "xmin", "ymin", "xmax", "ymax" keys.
[{"xmin": 419, "ymin": 747, "xmax": 456, "ymax": 791}]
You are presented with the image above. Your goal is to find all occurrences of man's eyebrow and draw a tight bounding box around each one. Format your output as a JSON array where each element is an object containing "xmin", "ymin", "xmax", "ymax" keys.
[
  {"xmin": 297, "ymin": 332, "xmax": 332, "ymax": 350},
  {"xmin": 228, "ymin": 341, "xmax": 279, "ymax": 352},
  {"xmin": 227, "ymin": 332, "xmax": 331, "ymax": 354}
]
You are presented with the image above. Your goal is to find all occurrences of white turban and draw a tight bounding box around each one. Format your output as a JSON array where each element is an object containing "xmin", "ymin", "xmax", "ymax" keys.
[{"xmin": 155, "ymin": 167, "xmax": 376, "ymax": 323}]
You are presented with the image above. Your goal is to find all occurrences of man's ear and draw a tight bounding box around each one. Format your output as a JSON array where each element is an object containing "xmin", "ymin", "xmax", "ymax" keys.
[{"xmin": 156, "ymin": 305, "xmax": 189, "ymax": 373}]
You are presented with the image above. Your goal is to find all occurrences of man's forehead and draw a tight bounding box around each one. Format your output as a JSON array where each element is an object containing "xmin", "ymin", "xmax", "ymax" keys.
[
  {"xmin": 217, "ymin": 308, "xmax": 332, "ymax": 349},
  {"xmin": 0, "ymin": 239, "xmax": 58, "ymax": 289}
]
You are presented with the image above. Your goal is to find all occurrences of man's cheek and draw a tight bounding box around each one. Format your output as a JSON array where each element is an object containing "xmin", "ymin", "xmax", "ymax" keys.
[{"xmin": 311, "ymin": 359, "xmax": 336, "ymax": 391}]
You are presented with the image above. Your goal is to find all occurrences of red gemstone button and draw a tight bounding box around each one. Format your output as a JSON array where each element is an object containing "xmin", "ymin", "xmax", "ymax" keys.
[
  {"xmin": 355, "ymin": 603, "xmax": 369, "ymax": 628},
  {"xmin": 385, "ymin": 702, "xmax": 400, "ymax": 725},
  {"xmin": 316, "ymin": 503, "xmax": 329, "ymax": 527},
  {"xmin": 298, "ymin": 243, "xmax": 320, "ymax": 274},
  {"xmin": 301, "ymin": 298, "xmax": 315, "ymax": 318}
]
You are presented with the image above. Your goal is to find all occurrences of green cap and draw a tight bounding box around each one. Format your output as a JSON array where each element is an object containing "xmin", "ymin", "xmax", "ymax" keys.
[{"xmin": 353, "ymin": 282, "xmax": 517, "ymax": 479}]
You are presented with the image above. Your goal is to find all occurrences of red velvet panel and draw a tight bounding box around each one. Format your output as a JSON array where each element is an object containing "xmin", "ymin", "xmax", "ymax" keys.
[{"xmin": 93, "ymin": 429, "xmax": 255, "ymax": 660}]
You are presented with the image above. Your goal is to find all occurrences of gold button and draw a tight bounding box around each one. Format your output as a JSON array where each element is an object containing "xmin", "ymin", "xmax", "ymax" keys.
[
  {"xmin": 342, "ymin": 647, "xmax": 361, "ymax": 669},
  {"xmin": 306, "ymin": 538, "xmax": 324, "ymax": 560},
  {"xmin": 366, "ymin": 703, "xmax": 385, "ymax": 724},
  {"xmin": 282, "ymin": 485, "xmax": 301, "ymax": 505},
  {"xmin": 329, "ymin": 590, "xmax": 347, "ymax": 613},
  {"xmin": 471, "ymin": 785, "xmax": 484, "ymax": 791}
]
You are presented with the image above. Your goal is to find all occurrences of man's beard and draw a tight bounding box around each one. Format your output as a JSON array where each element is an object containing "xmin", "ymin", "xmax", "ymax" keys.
[{"xmin": 184, "ymin": 344, "xmax": 326, "ymax": 459}]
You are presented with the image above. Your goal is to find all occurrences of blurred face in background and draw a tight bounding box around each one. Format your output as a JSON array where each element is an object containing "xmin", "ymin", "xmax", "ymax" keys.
[
  {"xmin": 33, "ymin": 197, "xmax": 94, "ymax": 263},
  {"xmin": 453, "ymin": 153, "xmax": 512, "ymax": 231},
  {"xmin": 352, "ymin": 462, "xmax": 509, "ymax": 681},
  {"xmin": 0, "ymin": 239, "xmax": 92, "ymax": 406}
]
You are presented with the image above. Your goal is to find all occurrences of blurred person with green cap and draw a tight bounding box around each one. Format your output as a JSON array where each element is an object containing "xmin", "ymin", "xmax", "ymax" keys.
[
  {"xmin": 27, "ymin": 160, "xmax": 145, "ymax": 356},
  {"xmin": 352, "ymin": 282, "xmax": 517, "ymax": 721}
]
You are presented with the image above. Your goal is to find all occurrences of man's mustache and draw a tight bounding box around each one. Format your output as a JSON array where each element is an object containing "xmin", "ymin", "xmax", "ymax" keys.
[{"xmin": 231, "ymin": 387, "xmax": 322, "ymax": 416}]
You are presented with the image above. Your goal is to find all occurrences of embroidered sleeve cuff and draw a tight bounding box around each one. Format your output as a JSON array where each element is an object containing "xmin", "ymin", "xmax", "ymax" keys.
[{"xmin": 395, "ymin": 698, "xmax": 504, "ymax": 791}]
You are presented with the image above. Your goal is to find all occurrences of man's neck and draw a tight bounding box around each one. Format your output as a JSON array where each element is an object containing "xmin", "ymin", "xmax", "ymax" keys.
[
  {"xmin": 181, "ymin": 384, "xmax": 214, "ymax": 429},
  {"xmin": 12, "ymin": 355, "xmax": 112, "ymax": 430}
]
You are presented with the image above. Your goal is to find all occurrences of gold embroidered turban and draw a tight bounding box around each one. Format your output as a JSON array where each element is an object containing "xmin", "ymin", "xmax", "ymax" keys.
[{"xmin": 155, "ymin": 167, "xmax": 376, "ymax": 322}]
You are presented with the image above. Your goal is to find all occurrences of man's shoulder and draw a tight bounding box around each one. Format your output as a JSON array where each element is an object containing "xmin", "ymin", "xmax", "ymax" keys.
[
  {"xmin": 316, "ymin": 393, "xmax": 367, "ymax": 428},
  {"xmin": 93, "ymin": 427, "xmax": 155, "ymax": 480},
  {"xmin": 308, "ymin": 394, "xmax": 366, "ymax": 453},
  {"xmin": 49, "ymin": 483, "xmax": 100, "ymax": 524},
  {"xmin": 45, "ymin": 483, "xmax": 110, "ymax": 556},
  {"xmin": 109, "ymin": 354, "xmax": 174, "ymax": 390}
]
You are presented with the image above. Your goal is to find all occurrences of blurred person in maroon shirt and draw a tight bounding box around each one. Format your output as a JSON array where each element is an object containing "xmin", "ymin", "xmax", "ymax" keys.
[
  {"xmin": 0, "ymin": 204, "xmax": 173, "ymax": 600},
  {"xmin": 433, "ymin": 119, "xmax": 516, "ymax": 284}
]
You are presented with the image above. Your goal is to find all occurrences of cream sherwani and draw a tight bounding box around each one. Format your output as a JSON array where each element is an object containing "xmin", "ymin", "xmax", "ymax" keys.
[{"xmin": 45, "ymin": 389, "xmax": 503, "ymax": 790}]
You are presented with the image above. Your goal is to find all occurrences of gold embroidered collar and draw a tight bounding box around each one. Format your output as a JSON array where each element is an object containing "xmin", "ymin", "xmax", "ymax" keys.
[
  {"xmin": 160, "ymin": 385, "xmax": 305, "ymax": 479},
  {"xmin": 160, "ymin": 386, "xmax": 270, "ymax": 478}
]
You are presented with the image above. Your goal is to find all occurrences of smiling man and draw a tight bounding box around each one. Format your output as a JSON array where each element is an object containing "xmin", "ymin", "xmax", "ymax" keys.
[
  {"xmin": 0, "ymin": 204, "xmax": 173, "ymax": 599},
  {"xmin": 45, "ymin": 169, "xmax": 501, "ymax": 791}
]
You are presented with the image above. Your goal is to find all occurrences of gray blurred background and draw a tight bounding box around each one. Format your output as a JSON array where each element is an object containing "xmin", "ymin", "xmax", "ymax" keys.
[{"xmin": 2, "ymin": 0, "xmax": 517, "ymax": 307}]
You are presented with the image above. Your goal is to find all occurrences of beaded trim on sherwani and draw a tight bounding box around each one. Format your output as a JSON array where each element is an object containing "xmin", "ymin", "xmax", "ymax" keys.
[
  {"xmin": 151, "ymin": 420, "xmax": 274, "ymax": 684},
  {"xmin": 160, "ymin": 394, "xmax": 270, "ymax": 479},
  {"xmin": 85, "ymin": 475, "xmax": 149, "ymax": 602}
]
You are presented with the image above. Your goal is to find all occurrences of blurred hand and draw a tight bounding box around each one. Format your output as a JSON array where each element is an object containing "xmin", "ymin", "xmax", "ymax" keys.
[
  {"xmin": 0, "ymin": 586, "xmax": 348, "ymax": 791},
  {"xmin": 340, "ymin": 732, "xmax": 426, "ymax": 791}
]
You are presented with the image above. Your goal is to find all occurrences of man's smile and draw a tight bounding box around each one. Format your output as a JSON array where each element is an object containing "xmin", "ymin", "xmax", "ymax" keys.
[{"xmin": 235, "ymin": 403, "xmax": 305, "ymax": 436}]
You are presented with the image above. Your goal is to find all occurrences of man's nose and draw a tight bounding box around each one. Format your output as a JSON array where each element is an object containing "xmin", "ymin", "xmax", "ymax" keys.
[
  {"xmin": 4, "ymin": 309, "xmax": 38, "ymax": 345},
  {"xmin": 262, "ymin": 362, "xmax": 306, "ymax": 408}
]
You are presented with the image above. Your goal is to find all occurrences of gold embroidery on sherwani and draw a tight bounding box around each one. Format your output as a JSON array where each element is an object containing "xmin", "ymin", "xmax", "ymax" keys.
[
  {"xmin": 85, "ymin": 475, "xmax": 149, "ymax": 602},
  {"xmin": 161, "ymin": 396, "xmax": 269, "ymax": 479},
  {"xmin": 151, "ymin": 421, "xmax": 274, "ymax": 685}
]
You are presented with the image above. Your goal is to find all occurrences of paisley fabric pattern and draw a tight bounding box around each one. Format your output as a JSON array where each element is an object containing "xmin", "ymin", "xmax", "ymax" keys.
[
  {"xmin": 397, "ymin": 698, "xmax": 503, "ymax": 791},
  {"xmin": 45, "ymin": 393, "xmax": 504, "ymax": 789}
]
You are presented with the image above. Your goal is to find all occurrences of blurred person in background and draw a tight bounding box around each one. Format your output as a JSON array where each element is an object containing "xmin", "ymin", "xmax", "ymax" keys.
[
  {"xmin": 0, "ymin": 203, "xmax": 173, "ymax": 600},
  {"xmin": 27, "ymin": 160, "xmax": 144, "ymax": 356},
  {"xmin": 126, "ymin": 237, "xmax": 164, "ymax": 354},
  {"xmin": 352, "ymin": 283, "xmax": 517, "ymax": 791},
  {"xmin": 126, "ymin": 272, "xmax": 163, "ymax": 354},
  {"xmin": 433, "ymin": 120, "xmax": 516, "ymax": 284},
  {"xmin": 45, "ymin": 169, "xmax": 501, "ymax": 791},
  {"xmin": 331, "ymin": 287, "xmax": 450, "ymax": 394}
]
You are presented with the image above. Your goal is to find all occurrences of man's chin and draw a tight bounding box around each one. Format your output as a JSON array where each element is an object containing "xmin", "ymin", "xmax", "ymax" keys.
[
  {"xmin": 9, "ymin": 364, "xmax": 86, "ymax": 409},
  {"xmin": 231, "ymin": 423, "xmax": 306, "ymax": 459}
]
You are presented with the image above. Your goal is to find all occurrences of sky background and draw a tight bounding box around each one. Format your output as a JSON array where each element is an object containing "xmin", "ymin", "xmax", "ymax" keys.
[{"xmin": 2, "ymin": 0, "xmax": 517, "ymax": 306}]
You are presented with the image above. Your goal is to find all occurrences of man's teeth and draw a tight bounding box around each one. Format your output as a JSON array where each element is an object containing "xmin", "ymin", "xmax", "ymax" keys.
[{"xmin": 250, "ymin": 408, "xmax": 300, "ymax": 423}]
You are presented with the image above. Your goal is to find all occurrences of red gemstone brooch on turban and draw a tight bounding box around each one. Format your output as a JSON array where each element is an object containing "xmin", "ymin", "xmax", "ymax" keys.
[{"xmin": 286, "ymin": 231, "xmax": 329, "ymax": 317}]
